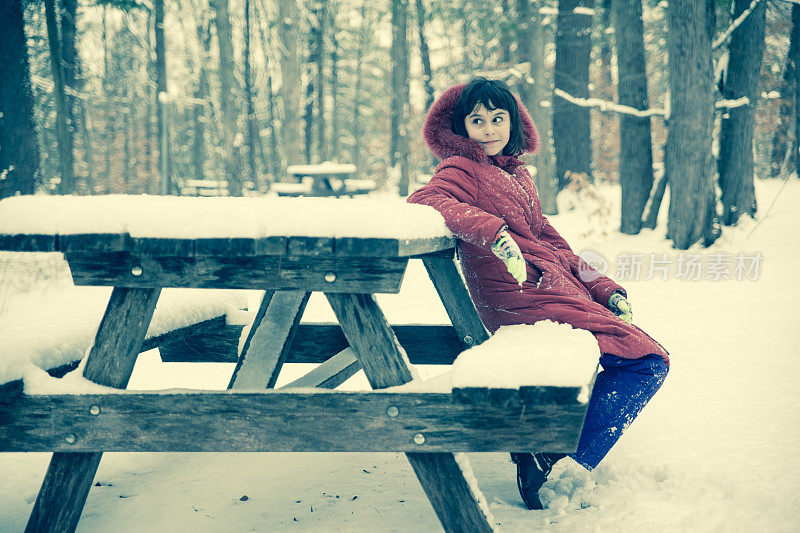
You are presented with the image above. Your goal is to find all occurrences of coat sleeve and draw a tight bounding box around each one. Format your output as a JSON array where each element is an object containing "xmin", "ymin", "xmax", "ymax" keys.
[
  {"xmin": 407, "ymin": 163, "xmax": 506, "ymax": 249},
  {"xmin": 538, "ymin": 216, "xmax": 627, "ymax": 305}
]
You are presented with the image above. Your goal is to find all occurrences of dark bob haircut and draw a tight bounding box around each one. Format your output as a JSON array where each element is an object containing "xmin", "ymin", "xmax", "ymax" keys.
[{"xmin": 450, "ymin": 77, "xmax": 526, "ymax": 156}]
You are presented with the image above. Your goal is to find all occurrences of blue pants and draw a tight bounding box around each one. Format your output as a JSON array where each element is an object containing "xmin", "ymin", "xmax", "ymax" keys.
[{"xmin": 569, "ymin": 353, "xmax": 669, "ymax": 470}]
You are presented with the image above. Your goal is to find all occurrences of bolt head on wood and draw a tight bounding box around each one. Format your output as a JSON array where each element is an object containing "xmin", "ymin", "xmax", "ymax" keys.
[
  {"xmin": 65, "ymin": 434, "xmax": 77, "ymax": 444},
  {"xmin": 90, "ymin": 405, "xmax": 101, "ymax": 416},
  {"xmin": 324, "ymin": 271, "xmax": 336, "ymax": 283},
  {"xmin": 413, "ymin": 433, "xmax": 425, "ymax": 445},
  {"xmin": 387, "ymin": 406, "xmax": 399, "ymax": 417},
  {"xmin": 131, "ymin": 266, "xmax": 143, "ymax": 276}
]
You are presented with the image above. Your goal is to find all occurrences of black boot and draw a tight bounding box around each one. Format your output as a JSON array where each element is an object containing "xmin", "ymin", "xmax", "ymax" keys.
[{"xmin": 510, "ymin": 452, "xmax": 566, "ymax": 510}]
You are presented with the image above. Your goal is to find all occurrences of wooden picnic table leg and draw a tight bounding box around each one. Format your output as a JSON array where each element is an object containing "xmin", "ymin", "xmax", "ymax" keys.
[
  {"xmin": 26, "ymin": 287, "xmax": 161, "ymax": 533},
  {"xmin": 228, "ymin": 290, "xmax": 310, "ymax": 390},
  {"xmin": 421, "ymin": 253, "xmax": 490, "ymax": 348},
  {"xmin": 326, "ymin": 292, "xmax": 494, "ymax": 533}
]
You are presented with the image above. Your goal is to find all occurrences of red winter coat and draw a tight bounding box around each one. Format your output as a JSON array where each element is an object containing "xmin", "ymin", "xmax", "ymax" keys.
[{"xmin": 408, "ymin": 83, "xmax": 669, "ymax": 362}]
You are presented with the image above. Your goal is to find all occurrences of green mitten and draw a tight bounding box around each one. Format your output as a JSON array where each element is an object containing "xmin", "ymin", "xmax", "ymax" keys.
[
  {"xmin": 491, "ymin": 230, "xmax": 527, "ymax": 285},
  {"xmin": 608, "ymin": 293, "xmax": 633, "ymax": 324}
]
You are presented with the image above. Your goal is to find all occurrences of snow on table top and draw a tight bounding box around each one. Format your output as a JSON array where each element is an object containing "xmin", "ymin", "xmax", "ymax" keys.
[
  {"xmin": 0, "ymin": 286, "xmax": 246, "ymax": 386},
  {"xmin": 391, "ymin": 321, "xmax": 600, "ymax": 393},
  {"xmin": 0, "ymin": 195, "xmax": 451, "ymax": 240}
]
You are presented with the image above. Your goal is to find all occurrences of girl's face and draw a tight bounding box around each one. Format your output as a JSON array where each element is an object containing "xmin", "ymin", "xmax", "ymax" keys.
[{"xmin": 464, "ymin": 103, "xmax": 510, "ymax": 156}]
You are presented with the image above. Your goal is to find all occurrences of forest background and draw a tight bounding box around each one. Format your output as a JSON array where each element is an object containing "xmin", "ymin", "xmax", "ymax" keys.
[{"xmin": 1, "ymin": 0, "xmax": 798, "ymax": 251}]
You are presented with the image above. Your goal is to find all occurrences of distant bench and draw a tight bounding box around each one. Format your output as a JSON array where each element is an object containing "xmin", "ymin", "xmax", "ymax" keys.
[{"xmin": 275, "ymin": 163, "xmax": 376, "ymax": 197}]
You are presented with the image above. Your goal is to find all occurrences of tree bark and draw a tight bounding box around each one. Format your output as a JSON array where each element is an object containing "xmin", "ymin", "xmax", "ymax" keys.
[
  {"xmin": 613, "ymin": 0, "xmax": 654, "ymax": 235},
  {"xmin": 315, "ymin": 0, "xmax": 327, "ymax": 162},
  {"xmin": 599, "ymin": 0, "xmax": 613, "ymax": 88},
  {"xmin": 304, "ymin": 26, "xmax": 316, "ymax": 164},
  {"xmin": 60, "ymin": 0, "xmax": 83, "ymax": 189},
  {"xmin": 717, "ymin": 0, "xmax": 766, "ymax": 225},
  {"xmin": 769, "ymin": 11, "xmax": 798, "ymax": 179},
  {"xmin": 213, "ymin": 0, "xmax": 243, "ymax": 196},
  {"xmin": 517, "ymin": 0, "xmax": 558, "ymax": 214},
  {"xmin": 391, "ymin": 0, "xmax": 410, "ymax": 196},
  {"xmin": 254, "ymin": 0, "xmax": 281, "ymax": 182},
  {"xmin": 330, "ymin": 2, "xmax": 340, "ymax": 160},
  {"xmin": 553, "ymin": 0, "xmax": 594, "ymax": 189},
  {"xmin": 154, "ymin": 0, "xmax": 171, "ymax": 194},
  {"xmin": 665, "ymin": 0, "xmax": 716, "ymax": 249},
  {"xmin": 103, "ymin": 7, "xmax": 114, "ymax": 193},
  {"xmin": 278, "ymin": 0, "xmax": 302, "ymax": 170},
  {"xmin": 0, "ymin": 0, "xmax": 40, "ymax": 199},
  {"xmin": 244, "ymin": 0, "xmax": 258, "ymax": 189},
  {"xmin": 352, "ymin": 0, "xmax": 369, "ymax": 177},
  {"xmin": 44, "ymin": 0, "xmax": 74, "ymax": 194},
  {"xmin": 793, "ymin": 5, "xmax": 800, "ymax": 178},
  {"xmin": 193, "ymin": 19, "xmax": 212, "ymax": 181}
]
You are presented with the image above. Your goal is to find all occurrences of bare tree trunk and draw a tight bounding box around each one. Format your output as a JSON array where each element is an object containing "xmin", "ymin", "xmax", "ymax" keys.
[
  {"xmin": 244, "ymin": 0, "xmax": 258, "ymax": 190},
  {"xmin": 391, "ymin": 0, "xmax": 410, "ymax": 196},
  {"xmin": 254, "ymin": 0, "xmax": 281, "ymax": 182},
  {"xmin": 666, "ymin": 0, "xmax": 716, "ymax": 249},
  {"xmin": 416, "ymin": 0, "xmax": 434, "ymax": 113},
  {"xmin": 599, "ymin": 0, "xmax": 613, "ymax": 88},
  {"xmin": 518, "ymin": 0, "xmax": 558, "ymax": 214},
  {"xmin": 144, "ymin": 11, "xmax": 154, "ymax": 192},
  {"xmin": 793, "ymin": 5, "xmax": 800, "ymax": 178},
  {"xmin": 717, "ymin": 0, "xmax": 766, "ymax": 225},
  {"xmin": 60, "ymin": 0, "xmax": 82, "ymax": 190},
  {"xmin": 330, "ymin": 2, "xmax": 339, "ymax": 160},
  {"xmin": 155, "ymin": 0, "xmax": 171, "ymax": 194},
  {"xmin": 352, "ymin": 0, "xmax": 368, "ymax": 177},
  {"xmin": 304, "ymin": 43, "xmax": 315, "ymax": 164},
  {"xmin": 553, "ymin": 0, "xmax": 594, "ymax": 189},
  {"xmin": 103, "ymin": 7, "xmax": 114, "ymax": 193},
  {"xmin": 315, "ymin": 0, "xmax": 327, "ymax": 162},
  {"xmin": 769, "ymin": 17, "xmax": 798, "ymax": 178},
  {"xmin": 193, "ymin": 19, "xmax": 212, "ymax": 181},
  {"xmin": 0, "ymin": 0, "xmax": 40, "ymax": 199},
  {"xmin": 460, "ymin": 0, "xmax": 471, "ymax": 72},
  {"xmin": 613, "ymin": 0, "xmax": 654, "ymax": 235},
  {"xmin": 44, "ymin": 0, "xmax": 74, "ymax": 194},
  {"xmin": 213, "ymin": 0, "xmax": 243, "ymax": 196},
  {"xmin": 123, "ymin": 92, "xmax": 132, "ymax": 190},
  {"xmin": 500, "ymin": 0, "xmax": 512, "ymax": 65},
  {"xmin": 279, "ymin": 0, "xmax": 302, "ymax": 171}
]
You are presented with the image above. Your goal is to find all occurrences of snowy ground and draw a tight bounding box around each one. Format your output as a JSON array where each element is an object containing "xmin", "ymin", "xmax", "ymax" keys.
[{"xmin": 1, "ymin": 178, "xmax": 799, "ymax": 532}]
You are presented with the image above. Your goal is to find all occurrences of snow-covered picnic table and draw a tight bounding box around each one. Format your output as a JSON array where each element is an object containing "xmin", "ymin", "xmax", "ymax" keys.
[{"xmin": 0, "ymin": 195, "xmax": 597, "ymax": 533}]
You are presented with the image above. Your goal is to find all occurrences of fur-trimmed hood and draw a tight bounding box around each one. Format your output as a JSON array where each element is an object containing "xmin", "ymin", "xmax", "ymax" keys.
[{"xmin": 422, "ymin": 83, "xmax": 540, "ymax": 163}]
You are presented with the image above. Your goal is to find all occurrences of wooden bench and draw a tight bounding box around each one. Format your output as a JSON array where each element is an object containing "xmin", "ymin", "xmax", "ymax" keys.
[
  {"xmin": 277, "ymin": 163, "xmax": 375, "ymax": 197},
  {"xmin": 0, "ymin": 195, "xmax": 594, "ymax": 533}
]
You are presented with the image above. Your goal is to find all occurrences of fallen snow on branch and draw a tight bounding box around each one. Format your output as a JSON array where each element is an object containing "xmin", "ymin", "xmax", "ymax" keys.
[{"xmin": 554, "ymin": 88, "xmax": 667, "ymax": 118}]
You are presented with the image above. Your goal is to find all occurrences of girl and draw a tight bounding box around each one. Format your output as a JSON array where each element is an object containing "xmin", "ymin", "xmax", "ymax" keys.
[{"xmin": 407, "ymin": 77, "xmax": 669, "ymax": 510}]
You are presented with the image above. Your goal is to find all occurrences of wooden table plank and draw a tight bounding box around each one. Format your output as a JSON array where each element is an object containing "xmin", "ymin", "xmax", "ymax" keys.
[
  {"xmin": 0, "ymin": 389, "xmax": 588, "ymax": 452},
  {"xmin": 326, "ymin": 293, "xmax": 413, "ymax": 389},
  {"xmin": 65, "ymin": 253, "xmax": 408, "ymax": 293},
  {"xmin": 280, "ymin": 348, "xmax": 361, "ymax": 389},
  {"xmin": 26, "ymin": 287, "xmax": 160, "ymax": 533},
  {"xmin": 421, "ymin": 252, "xmax": 490, "ymax": 348},
  {"xmin": 228, "ymin": 291, "xmax": 310, "ymax": 390}
]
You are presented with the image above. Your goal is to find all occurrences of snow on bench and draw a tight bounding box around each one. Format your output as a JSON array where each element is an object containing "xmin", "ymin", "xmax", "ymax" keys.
[
  {"xmin": 389, "ymin": 321, "xmax": 600, "ymax": 401},
  {"xmin": 0, "ymin": 253, "xmax": 247, "ymax": 387}
]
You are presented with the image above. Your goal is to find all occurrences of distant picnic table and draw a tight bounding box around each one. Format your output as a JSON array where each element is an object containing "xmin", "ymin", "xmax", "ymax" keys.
[
  {"xmin": 274, "ymin": 163, "xmax": 376, "ymax": 197},
  {"xmin": 0, "ymin": 195, "xmax": 594, "ymax": 533}
]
